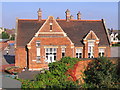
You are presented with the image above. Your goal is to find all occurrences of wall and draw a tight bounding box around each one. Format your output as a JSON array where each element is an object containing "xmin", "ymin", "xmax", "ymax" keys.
[{"xmin": 15, "ymin": 47, "xmax": 27, "ymax": 68}]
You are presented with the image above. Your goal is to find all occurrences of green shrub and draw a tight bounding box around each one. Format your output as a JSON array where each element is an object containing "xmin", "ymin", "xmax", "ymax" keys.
[
  {"xmin": 2, "ymin": 32, "xmax": 9, "ymax": 39},
  {"xmin": 21, "ymin": 57, "xmax": 80, "ymax": 88},
  {"xmin": 83, "ymin": 57, "xmax": 120, "ymax": 88}
]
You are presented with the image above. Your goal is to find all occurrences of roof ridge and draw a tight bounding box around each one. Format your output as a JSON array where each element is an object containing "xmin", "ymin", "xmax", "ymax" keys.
[
  {"xmin": 57, "ymin": 19, "xmax": 101, "ymax": 21},
  {"xmin": 18, "ymin": 19, "xmax": 46, "ymax": 21},
  {"xmin": 18, "ymin": 18, "xmax": 101, "ymax": 22}
]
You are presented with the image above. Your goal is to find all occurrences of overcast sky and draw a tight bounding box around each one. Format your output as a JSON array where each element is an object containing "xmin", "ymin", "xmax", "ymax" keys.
[{"xmin": 2, "ymin": 2, "xmax": 118, "ymax": 30}]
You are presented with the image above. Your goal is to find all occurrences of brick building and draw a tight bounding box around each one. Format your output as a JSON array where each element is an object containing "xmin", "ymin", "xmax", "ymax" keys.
[{"xmin": 15, "ymin": 9, "xmax": 111, "ymax": 70}]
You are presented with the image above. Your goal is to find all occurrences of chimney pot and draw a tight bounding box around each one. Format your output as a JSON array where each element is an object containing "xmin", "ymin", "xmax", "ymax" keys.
[
  {"xmin": 56, "ymin": 17, "xmax": 60, "ymax": 19},
  {"xmin": 65, "ymin": 9, "xmax": 70, "ymax": 21},
  {"xmin": 77, "ymin": 11, "xmax": 81, "ymax": 20},
  {"xmin": 70, "ymin": 15, "xmax": 74, "ymax": 19},
  {"xmin": 37, "ymin": 8, "xmax": 42, "ymax": 21}
]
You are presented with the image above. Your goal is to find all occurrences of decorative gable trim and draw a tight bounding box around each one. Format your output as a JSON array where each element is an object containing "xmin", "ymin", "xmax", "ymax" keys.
[
  {"xmin": 35, "ymin": 16, "xmax": 67, "ymax": 37},
  {"xmin": 27, "ymin": 16, "xmax": 74, "ymax": 46},
  {"xmin": 84, "ymin": 30, "xmax": 99, "ymax": 40}
]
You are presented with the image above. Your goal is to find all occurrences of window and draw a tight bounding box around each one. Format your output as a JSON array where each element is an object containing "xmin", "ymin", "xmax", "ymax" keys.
[
  {"xmin": 62, "ymin": 47, "xmax": 65, "ymax": 58},
  {"xmin": 36, "ymin": 56, "xmax": 40, "ymax": 60},
  {"xmin": 45, "ymin": 48, "xmax": 57, "ymax": 61},
  {"xmin": 50, "ymin": 23, "xmax": 52, "ymax": 31},
  {"xmin": 88, "ymin": 41, "xmax": 94, "ymax": 58},
  {"xmin": 76, "ymin": 48, "xmax": 82, "ymax": 58},
  {"xmin": 36, "ymin": 48, "xmax": 40, "ymax": 60},
  {"xmin": 36, "ymin": 41, "xmax": 40, "ymax": 47},
  {"xmin": 99, "ymin": 48, "xmax": 105, "ymax": 57}
]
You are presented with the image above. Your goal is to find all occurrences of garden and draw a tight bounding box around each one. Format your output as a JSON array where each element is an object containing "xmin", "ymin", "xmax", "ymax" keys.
[{"xmin": 16, "ymin": 57, "xmax": 120, "ymax": 89}]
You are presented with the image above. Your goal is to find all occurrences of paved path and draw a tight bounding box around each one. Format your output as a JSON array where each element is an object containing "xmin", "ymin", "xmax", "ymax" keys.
[
  {"xmin": 18, "ymin": 71, "xmax": 41, "ymax": 80},
  {"xmin": 1, "ymin": 45, "xmax": 21, "ymax": 89},
  {"xmin": 2, "ymin": 76, "xmax": 21, "ymax": 88}
]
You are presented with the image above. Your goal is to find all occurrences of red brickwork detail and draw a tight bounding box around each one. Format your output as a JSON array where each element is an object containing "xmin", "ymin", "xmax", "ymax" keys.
[
  {"xmin": 15, "ymin": 47, "xmax": 27, "ymax": 68},
  {"xmin": 66, "ymin": 60, "xmax": 93, "ymax": 84},
  {"xmin": 83, "ymin": 42, "xmax": 88, "ymax": 58},
  {"xmin": 39, "ymin": 16, "xmax": 63, "ymax": 32},
  {"xmin": 105, "ymin": 46, "xmax": 111, "ymax": 57},
  {"xmin": 94, "ymin": 42, "xmax": 99, "ymax": 58}
]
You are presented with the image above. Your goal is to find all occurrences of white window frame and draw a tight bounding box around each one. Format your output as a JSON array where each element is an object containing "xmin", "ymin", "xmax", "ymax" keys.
[
  {"xmin": 50, "ymin": 23, "xmax": 52, "ymax": 31},
  {"xmin": 36, "ymin": 48, "xmax": 40, "ymax": 61},
  {"xmin": 36, "ymin": 41, "xmax": 40, "ymax": 47},
  {"xmin": 76, "ymin": 48, "xmax": 82, "ymax": 58},
  {"xmin": 45, "ymin": 48, "xmax": 57, "ymax": 63},
  {"xmin": 62, "ymin": 47, "xmax": 65, "ymax": 58},
  {"xmin": 99, "ymin": 48, "xmax": 105, "ymax": 57},
  {"xmin": 88, "ymin": 41, "xmax": 94, "ymax": 58}
]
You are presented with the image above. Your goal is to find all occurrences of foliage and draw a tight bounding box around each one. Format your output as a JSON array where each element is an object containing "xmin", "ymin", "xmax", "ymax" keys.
[
  {"xmin": 1, "ymin": 32, "xmax": 9, "ymax": 39},
  {"xmin": 10, "ymin": 34, "xmax": 15, "ymax": 40},
  {"xmin": 21, "ymin": 57, "xmax": 80, "ymax": 89},
  {"xmin": 82, "ymin": 57, "xmax": 120, "ymax": 88},
  {"xmin": 112, "ymin": 44, "xmax": 120, "ymax": 47},
  {"xmin": 117, "ymin": 33, "xmax": 120, "ymax": 40}
]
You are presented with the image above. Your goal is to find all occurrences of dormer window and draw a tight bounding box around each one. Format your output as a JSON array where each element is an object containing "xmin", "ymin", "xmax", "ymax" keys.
[
  {"xmin": 36, "ymin": 41, "xmax": 40, "ymax": 47},
  {"xmin": 50, "ymin": 23, "xmax": 52, "ymax": 31}
]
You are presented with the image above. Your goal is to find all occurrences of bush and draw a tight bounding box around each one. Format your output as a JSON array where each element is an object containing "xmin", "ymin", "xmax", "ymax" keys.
[
  {"xmin": 5, "ymin": 66, "xmax": 23, "ymax": 74},
  {"xmin": 10, "ymin": 34, "xmax": 15, "ymax": 40},
  {"xmin": 83, "ymin": 57, "xmax": 120, "ymax": 88},
  {"xmin": 2, "ymin": 32, "xmax": 9, "ymax": 39},
  {"xmin": 21, "ymin": 57, "xmax": 80, "ymax": 88}
]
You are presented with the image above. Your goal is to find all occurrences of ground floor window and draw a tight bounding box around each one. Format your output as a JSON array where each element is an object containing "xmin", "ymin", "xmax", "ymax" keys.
[
  {"xmin": 88, "ymin": 46, "xmax": 94, "ymax": 58},
  {"xmin": 99, "ymin": 48, "xmax": 105, "ymax": 57},
  {"xmin": 62, "ymin": 47, "xmax": 65, "ymax": 58},
  {"xmin": 76, "ymin": 48, "xmax": 82, "ymax": 58},
  {"xmin": 88, "ymin": 41, "xmax": 94, "ymax": 58},
  {"xmin": 45, "ymin": 48, "xmax": 57, "ymax": 63}
]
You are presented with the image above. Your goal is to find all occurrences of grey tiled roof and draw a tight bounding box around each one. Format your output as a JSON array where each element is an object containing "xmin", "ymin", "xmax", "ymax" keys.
[{"xmin": 16, "ymin": 19, "xmax": 110, "ymax": 47}]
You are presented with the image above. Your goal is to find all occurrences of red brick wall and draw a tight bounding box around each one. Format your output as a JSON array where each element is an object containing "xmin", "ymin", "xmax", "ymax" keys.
[
  {"xmin": 15, "ymin": 47, "xmax": 27, "ymax": 68},
  {"xmin": 83, "ymin": 42, "xmax": 88, "ymax": 58},
  {"xmin": 27, "ymin": 36, "xmax": 73, "ymax": 70},
  {"xmin": 105, "ymin": 46, "xmax": 111, "ymax": 57},
  {"xmin": 94, "ymin": 42, "xmax": 99, "ymax": 57}
]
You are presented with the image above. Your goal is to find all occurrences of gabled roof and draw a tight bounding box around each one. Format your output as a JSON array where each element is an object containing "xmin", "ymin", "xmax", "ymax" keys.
[
  {"xmin": 16, "ymin": 19, "xmax": 110, "ymax": 47},
  {"xmin": 17, "ymin": 19, "xmax": 45, "ymax": 47},
  {"xmin": 57, "ymin": 20, "xmax": 110, "ymax": 46}
]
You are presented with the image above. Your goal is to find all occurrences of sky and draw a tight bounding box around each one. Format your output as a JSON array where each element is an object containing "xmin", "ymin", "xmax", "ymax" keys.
[{"xmin": 1, "ymin": 2, "xmax": 118, "ymax": 30}]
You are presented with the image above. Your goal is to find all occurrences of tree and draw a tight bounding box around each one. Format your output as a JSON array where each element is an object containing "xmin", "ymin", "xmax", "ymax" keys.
[
  {"xmin": 2, "ymin": 32, "xmax": 9, "ymax": 39},
  {"xmin": 83, "ymin": 57, "xmax": 120, "ymax": 88},
  {"xmin": 21, "ymin": 57, "xmax": 80, "ymax": 88},
  {"xmin": 10, "ymin": 34, "xmax": 15, "ymax": 40}
]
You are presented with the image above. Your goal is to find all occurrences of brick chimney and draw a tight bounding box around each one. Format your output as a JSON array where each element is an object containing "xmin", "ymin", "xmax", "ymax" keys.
[
  {"xmin": 37, "ymin": 8, "xmax": 42, "ymax": 21},
  {"xmin": 77, "ymin": 11, "xmax": 81, "ymax": 20},
  {"xmin": 65, "ymin": 9, "xmax": 70, "ymax": 21},
  {"xmin": 70, "ymin": 15, "xmax": 74, "ymax": 20}
]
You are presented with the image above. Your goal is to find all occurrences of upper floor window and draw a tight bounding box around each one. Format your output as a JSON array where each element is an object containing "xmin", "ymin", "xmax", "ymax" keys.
[
  {"xmin": 76, "ymin": 48, "xmax": 82, "ymax": 58},
  {"xmin": 50, "ymin": 23, "xmax": 52, "ymax": 31},
  {"xmin": 36, "ymin": 41, "xmax": 40, "ymax": 47},
  {"xmin": 99, "ymin": 48, "xmax": 105, "ymax": 57}
]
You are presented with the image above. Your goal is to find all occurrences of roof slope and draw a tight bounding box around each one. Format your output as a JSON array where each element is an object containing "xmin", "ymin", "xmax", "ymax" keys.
[
  {"xmin": 57, "ymin": 20, "xmax": 109, "ymax": 46},
  {"xmin": 17, "ymin": 20, "xmax": 45, "ymax": 47},
  {"xmin": 16, "ymin": 19, "xmax": 109, "ymax": 47}
]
